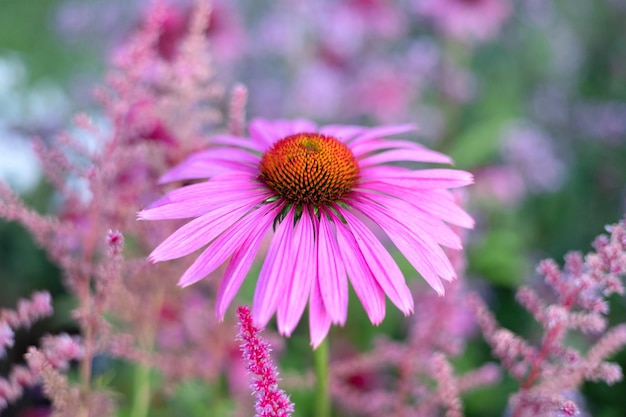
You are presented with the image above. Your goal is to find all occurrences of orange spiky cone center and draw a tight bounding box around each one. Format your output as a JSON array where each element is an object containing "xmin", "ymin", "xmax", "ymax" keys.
[{"xmin": 260, "ymin": 133, "xmax": 359, "ymax": 206}]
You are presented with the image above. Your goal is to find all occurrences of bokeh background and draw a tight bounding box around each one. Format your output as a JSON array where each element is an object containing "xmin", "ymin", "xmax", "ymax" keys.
[{"xmin": 1, "ymin": 0, "xmax": 626, "ymax": 416}]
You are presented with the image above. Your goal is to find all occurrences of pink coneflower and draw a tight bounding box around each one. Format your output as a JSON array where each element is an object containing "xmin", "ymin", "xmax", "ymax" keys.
[
  {"xmin": 416, "ymin": 0, "xmax": 511, "ymax": 42},
  {"xmin": 139, "ymin": 118, "xmax": 473, "ymax": 347}
]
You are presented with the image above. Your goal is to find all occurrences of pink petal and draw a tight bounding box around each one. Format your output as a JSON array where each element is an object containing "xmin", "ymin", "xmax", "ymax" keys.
[
  {"xmin": 413, "ymin": 189, "xmax": 474, "ymax": 228},
  {"xmin": 317, "ymin": 214, "xmax": 348, "ymax": 325},
  {"xmin": 146, "ymin": 172, "xmax": 257, "ymax": 207},
  {"xmin": 215, "ymin": 205, "xmax": 280, "ymax": 319},
  {"xmin": 185, "ymin": 148, "xmax": 261, "ymax": 165},
  {"xmin": 359, "ymin": 168, "xmax": 474, "ymax": 189},
  {"xmin": 158, "ymin": 148, "xmax": 260, "ymax": 184},
  {"xmin": 277, "ymin": 211, "xmax": 317, "ymax": 336},
  {"xmin": 332, "ymin": 216, "xmax": 386, "ymax": 324},
  {"xmin": 339, "ymin": 209, "xmax": 414, "ymax": 315},
  {"xmin": 274, "ymin": 119, "xmax": 317, "ymax": 136},
  {"xmin": 351, "ymin": 138, "xmax": 439, "ymax": 155},
  {"xmin": 358, "ymin": 148, "xmax": 453, "ymax": 167},
  {"xmin": 352, "ymin": 140, "xmax": 452, "ymax": 164},
  {"xmin": 149, "ymin": 195, "xmax": 266, "ymax": 262},
  {"xmin": 349, "ymin": 124, "xmax": 416, "ymax": 144},
  {"xmin": 178, "ymin": 204, "xmax": 276, "ymax": 287},
  {"xmin": 139, "ymin": 184, "xmax": 269, "ymax": 220},
  {"xmin": 354, "ymin": 192, "xmax": 463, "ymax": 250},
  {"xmin": 355, "ymin": 181, "xmax": 474, "ymax": 229},
  {"xmin": 351, "ymin": 198, "xmax": 455, "ymax": 294},
  {"xmin": 309, "ymin": 277, "xmax": 332, "ymax": 349},
  {"xmin": 319, "ymin": 125, "xmax": 364, "ymax": 142},
  {"xmin": 253, "ymin": 208, "xmax": 296, "ymax": 327},
  {"xmin": 249, "ymin": 118, "xmax": 317, "ymax": 147},
  {"xmin": 249, "ymin": 118, "xmax": 280, "ymax": 146},
  {"xmin": 212, "ymin": 135, "xmax": 264, "ymax": 152}
]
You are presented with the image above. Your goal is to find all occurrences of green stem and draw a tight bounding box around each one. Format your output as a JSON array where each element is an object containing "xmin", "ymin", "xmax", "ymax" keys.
[
  {"xmin": 313, "ymin": 339, "xmax": 330, "ymax": 417},
  {"xmin": 130, "ymin": 363, "xmax": 151, "ymax": 417},
  {"xmin": 130, "ymin": 288, "xmax": 163, "ymax": 417}
]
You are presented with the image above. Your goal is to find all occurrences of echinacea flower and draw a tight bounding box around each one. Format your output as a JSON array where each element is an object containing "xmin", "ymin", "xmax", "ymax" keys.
[{"xmin": 139, "ymin": 118, "xmax": 473, "ymax": 347}]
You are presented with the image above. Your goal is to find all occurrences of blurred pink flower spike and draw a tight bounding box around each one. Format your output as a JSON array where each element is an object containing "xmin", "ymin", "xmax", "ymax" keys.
[{"xmin": 139, "ymin": 118, "xmax": 474, "ymax": 347}]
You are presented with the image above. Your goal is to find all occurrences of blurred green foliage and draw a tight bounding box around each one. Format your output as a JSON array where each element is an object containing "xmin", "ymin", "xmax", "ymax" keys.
[{"xmin": 0, "ymin": 0, "xmax": 104, "ymax": 85}]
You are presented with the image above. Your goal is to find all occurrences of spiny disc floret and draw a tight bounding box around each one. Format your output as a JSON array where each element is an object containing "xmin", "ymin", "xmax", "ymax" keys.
[{"xmin": 260, "ymin": 133, "xmax": 359, "ymax": 206}]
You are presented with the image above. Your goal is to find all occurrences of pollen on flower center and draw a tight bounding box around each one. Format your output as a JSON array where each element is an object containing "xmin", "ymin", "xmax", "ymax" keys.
[{"xmin": 260, "ymin": 133, "xmax": 360, "ymax": 205}]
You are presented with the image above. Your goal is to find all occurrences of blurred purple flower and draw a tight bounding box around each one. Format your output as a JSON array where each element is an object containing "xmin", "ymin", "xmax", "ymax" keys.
[
  {"xmin": 501, "ymin": 122, "xmax": 567, "ymax": 193},
  {"xmin": 474, "ymin": 165, "xmax": 526, "ymax": 206}
]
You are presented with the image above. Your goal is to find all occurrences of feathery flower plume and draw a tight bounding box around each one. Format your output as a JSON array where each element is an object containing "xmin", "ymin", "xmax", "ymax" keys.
[
  {"xmin": 469, "ymin": 216, "xmax": 626, "ymax": 417},
  {"xmin": 0, "ymin": 292, "xmax": 83, "ymax": 411},
  {"xmin": 139, "ymin": 118, "xmax": 474, "ymax": 346},
  {"xmin": 236, "ymin": 305, "xmax": 294, "ymax": 417}
]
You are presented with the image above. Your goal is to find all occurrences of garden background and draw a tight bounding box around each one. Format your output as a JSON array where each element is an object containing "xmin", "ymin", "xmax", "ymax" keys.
[{"xmin": 1, "ymin": 0, "xmax": 626, "ymax": 416}]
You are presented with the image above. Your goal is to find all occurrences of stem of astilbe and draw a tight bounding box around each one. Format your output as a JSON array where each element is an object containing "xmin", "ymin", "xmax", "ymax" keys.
[{"xmin": 236, "ymin": 306, "xmax": 294, "ymax": 417}]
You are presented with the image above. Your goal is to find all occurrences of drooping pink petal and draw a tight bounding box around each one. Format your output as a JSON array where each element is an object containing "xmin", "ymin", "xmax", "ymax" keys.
[
  {"xmin": 159, "ymin": 151, "xmax": 258, "ymax": 183},
  {"xmin": 276, "ymin": 211, "xmax": 317, "ymax": 336},
  {"xmin": 339, "ymin": 209, "xmax": 414, "ymax": 315},
  {"xmin": 348, "ymin": 124, "xmax": 415, "ymax": 144},
  {"xmin": 354, "ymin": 191, "xmax": 463, "ymax": 250},
  {"xmin": 317, "ymin": 214, "xmax": 348, "ymax": 325},
  {"xmin": 139, "ymin": 184, "xmax": 270, "ymax": 220},
  {"xmin": 412, "ymin": 189, "xmax": 474, "ymax": 228},
  {"xmin": 358, "ymin": 148, "xmax": 453, "ymax": 167},
  {"xmin": 359, "ymin": 167, "xmax": 474, "ymax": 189},
  {"xmin": 186, "ymin": 148, "xmax": 261, "ymax": 165},
  {"xmin": 351, "ymin": 198, "xmax": 456, "ymax": 294},
  {"xmin": 249, "ymin": 118, "xmax": 280, "ymax": 147},
  {"xmin": 149, "ymin": 195, "xmax": 266, "ymax": 261},
  {"xmin": 178, "ymin": 204, "xmax": 276, "ymax": 287},
  {"xmin": 270, "ymin": 119, "xmax": 318, "ymax": 137},
  {"xmin": 215, "ymin": 205, "xmax": 281, "ymax": 319},
  {"xmin": 254, "ymin": 209, "xmax": 296, "ymax": 327},
  {"xmin": 319, "ymin": 125, "xmax": 364, "ymax": 142},
  {"xmin": 250, "ymin": 119, "xmax": 317, "ymax": 147},
  {"xmin": 354, "ymin": 180, "xmax": 474, "ymax": 229},
  {"xmin": 309, "ymin": 277, "xmax": 332, "ymax": 349},
  {"xmin": 352, "ymin": 140, "xmax": 452, "ymax": 164},
  {"xmin": 351, "ymin": 138, "xmax": 441, "ymax": 156},
  {"xmin": 212, "ymin": 134, "xmax": 264, "ymax": 152},
  {"xmin": 145, "ymin": 172, "xmax": 258, "ymax": 210},
  {"xmin": 332, "ymin": 216, "xmax": 386, "ymax": 324}
]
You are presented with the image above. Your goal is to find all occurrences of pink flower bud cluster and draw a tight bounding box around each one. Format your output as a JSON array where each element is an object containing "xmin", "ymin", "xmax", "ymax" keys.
[
  {"xmin": 0, "ymin": 291, "xmax": 85, "ymax": 411},
  {"xmin": 0, "ymin": 334, "xmax": 84, "ymax": 411},
  {"xmin": 0, "ymin": 292, "xmax": 83, "ymax": 410},
  {"xmin": 106, "ymin": 229, "xmax": 125, "ymax": 256},
  {"xmin": 40, "ymin": 333, "xmax": 85, "ymax": 370},
  {"xmin": 236, "ymin": 305, "xmax": 294, "ymax": 417},
  {"xmin": 0, "ymin": 291, "xmax": 53, "ymax": 357}
]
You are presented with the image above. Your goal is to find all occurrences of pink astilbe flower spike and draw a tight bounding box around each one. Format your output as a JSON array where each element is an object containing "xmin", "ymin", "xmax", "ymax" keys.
[
  {"xmin": 469, "ymin": 216, "xmax": 626, "ymax": 417},
  {"xmin": 237, "ymin": 305, "xmax": 294, "ymax": 417},
  {"xmin": 139, "ymin": 118, "xmax": 474, "ymax": 346}
]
